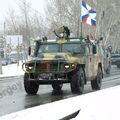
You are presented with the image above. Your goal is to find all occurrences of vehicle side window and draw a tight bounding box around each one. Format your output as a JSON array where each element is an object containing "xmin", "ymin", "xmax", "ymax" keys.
[{"xmin": 92, "ymin": 45, "xmax": 97, "ymax": 54}]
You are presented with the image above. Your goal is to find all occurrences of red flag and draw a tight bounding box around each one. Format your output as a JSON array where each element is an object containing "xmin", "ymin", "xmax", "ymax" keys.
[{"xmin": 89, "ymin": 33, "xmax": 95, "ymax": 40}]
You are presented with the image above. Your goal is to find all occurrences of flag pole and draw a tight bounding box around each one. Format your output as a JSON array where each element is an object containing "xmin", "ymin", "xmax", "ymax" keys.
[
  {"xmin": 80, "ymin": 21, "xmax": 83, "ymax": 37},
  {"xmin": 80, "ymin": 0, "xmax": 83, "ymax": 37},
  {"xmin": 77, "ymin": 0, "xmax": 80, "ymax": 37}
]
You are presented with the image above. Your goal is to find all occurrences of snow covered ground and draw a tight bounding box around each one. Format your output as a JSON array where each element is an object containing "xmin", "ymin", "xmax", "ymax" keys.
[
  {"xmin": 1, "ymin": 85, "xmax": 120, "ymax": 120},
  {"xmin": 0, "ymin": 62, "xmax": 24, "ymax": 78}
]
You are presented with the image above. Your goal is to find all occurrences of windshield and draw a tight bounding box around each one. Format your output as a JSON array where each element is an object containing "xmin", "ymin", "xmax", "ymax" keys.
[
  {"xmin": 62, "ymin": 43, "xmax": 85, "ymax": 54},
  {"xmin": 38, "ymin": 44, "xmax": 59, "ymax": 54}
]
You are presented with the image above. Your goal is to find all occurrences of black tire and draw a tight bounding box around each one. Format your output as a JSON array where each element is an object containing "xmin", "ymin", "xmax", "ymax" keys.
[
  {"xmin": 91, "ymin": 66, "xmax": 102, "ymax": 90},
  {"xmin": 70, "ymin": 67, "xmax": 85, "ymax": 94},
  {"xmin": 24, "ymin": 73, "xmax": 39, "ymax": 95},
  {"xmin": 52, "ymin": 83, "xmax": 63, "ymax": 91}
]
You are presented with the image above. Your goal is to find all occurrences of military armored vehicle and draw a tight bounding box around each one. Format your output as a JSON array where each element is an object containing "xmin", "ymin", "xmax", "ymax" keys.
[
  {"xmin": 22, "ymin": 26, "xmax": 104, "ymax": 95},
  {"xmin": 111, "ymin": 53, "xmax": 120, "ymax": 68}
]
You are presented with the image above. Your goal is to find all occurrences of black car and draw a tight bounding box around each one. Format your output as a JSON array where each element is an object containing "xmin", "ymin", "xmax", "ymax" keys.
[{"xmin": 111, "ymin": 53, "xmax": 120, "ymax": 68}]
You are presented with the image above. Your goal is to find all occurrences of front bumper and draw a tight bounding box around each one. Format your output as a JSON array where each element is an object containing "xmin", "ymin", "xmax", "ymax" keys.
[
  {"xmin": 26, "ymin": 79, "xmax": 69, "ymax": 84},
  {"xmin": 22, "ymin": 60, "xmax": 76, "ymax": 74}
]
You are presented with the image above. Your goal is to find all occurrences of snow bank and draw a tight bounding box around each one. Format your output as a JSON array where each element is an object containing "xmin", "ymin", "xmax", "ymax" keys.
[
  {"xmin": 0, "ymin": 61, "xmax": 24, "ymax": 78},
  {"xmin": 1, "ymin": 85, "xmax": 120, "ymax": 120}
]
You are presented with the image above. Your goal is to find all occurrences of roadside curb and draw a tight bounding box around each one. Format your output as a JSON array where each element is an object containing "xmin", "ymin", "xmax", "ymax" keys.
[
  {"xmin": 0, "ymin": 75, "xmax": 24, "ymax": 79},
  {"xmin": 103, "ymin": 74, "xmax": 120, "ymax": 81}
]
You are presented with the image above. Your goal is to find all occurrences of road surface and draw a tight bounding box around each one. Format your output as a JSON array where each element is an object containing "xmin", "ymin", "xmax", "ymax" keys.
[{"xmin": 0, "ymin": 65, "xmax": 120, "ymax": 116}]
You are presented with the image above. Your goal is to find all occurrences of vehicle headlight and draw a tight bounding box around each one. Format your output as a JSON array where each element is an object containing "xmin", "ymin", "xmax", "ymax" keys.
[
  {"xmin": 71, "ymin": 63, "xmax": 76, "ymax": 69},
  {"xmin": 28, "ymin": 66, "xmax": 33, "ymax": 70},
  {"xmin": 71, "ymin": 63, "xmax": 75, "ymax": 67},
  {"xmin": 64, "ymin": 64, "xmax": 70, "ymax": 69}
]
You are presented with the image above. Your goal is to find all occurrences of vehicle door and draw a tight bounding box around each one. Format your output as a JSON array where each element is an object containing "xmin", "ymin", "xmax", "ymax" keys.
[{"xmin": 85, "ymin": 44, "xmax": 94, "ymax": 80}]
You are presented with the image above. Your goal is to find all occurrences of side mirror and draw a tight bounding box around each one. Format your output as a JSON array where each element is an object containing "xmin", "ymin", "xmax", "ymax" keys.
[
  {"xmin": 93, "ymin": 45, "xmax": 97, "ymax": 54},
  {"xmin": 28, "ymin": 46, "xmax": 31, "ymax": 56}
]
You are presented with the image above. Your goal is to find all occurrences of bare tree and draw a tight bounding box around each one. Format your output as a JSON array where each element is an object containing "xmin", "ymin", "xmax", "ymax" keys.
[
  {"xmin": 45, "ymin": 0, "xmax": 120, "ymax": 52},
  {"xmin": 5, "ymin": 0, "xmax": 47, "ymax": 44},
  {"xmin": 45, "ymin": 0, "xmax": 81, "ymax": 37},
  {"xmin": 17, "ymin": 0, "xmax": 31, "ymax": 47},
  {"xmin": 5, "ymin": 9, "xmax": 20, "ymax": 34}
]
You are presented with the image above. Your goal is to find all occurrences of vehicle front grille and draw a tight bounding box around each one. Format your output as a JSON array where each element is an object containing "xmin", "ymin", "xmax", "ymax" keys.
[{"xmin": 36, "ymin": 62, "xmax": 65, "ymax": 73}]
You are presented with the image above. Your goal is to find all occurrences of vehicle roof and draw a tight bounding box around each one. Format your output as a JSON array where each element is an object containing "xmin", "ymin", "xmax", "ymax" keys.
[{"xmin": 35, "ymin": 38, "xmax": 88, "ymax": 44}]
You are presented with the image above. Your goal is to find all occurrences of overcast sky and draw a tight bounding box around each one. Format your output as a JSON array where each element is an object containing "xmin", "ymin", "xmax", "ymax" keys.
[
  {"xmin": 0, "ymin": 0, "xmax": 46, "ymax": 22},
  {"xmin": 0, "ymin": 0, "xmax": 46, "ymax": 32}
]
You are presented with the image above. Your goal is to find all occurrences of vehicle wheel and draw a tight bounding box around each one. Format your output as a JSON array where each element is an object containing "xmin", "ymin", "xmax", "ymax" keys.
[
  {"xmin": 91, "ymin": 66, "xmax": 102, "ymax": 90},
  {"xmin": 52, "ymin": 83, "xmax": 63, "ymax": 91},
  {"xmin": 24, "ymin": 73, "xmax": 39, "ymax": 95},
  {"xmin": 70, "ymin": 67, "xmax": 85, "ymax": 94}
]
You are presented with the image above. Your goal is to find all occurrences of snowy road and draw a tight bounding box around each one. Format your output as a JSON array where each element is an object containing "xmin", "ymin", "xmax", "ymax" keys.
[{"xmin": 0, "ymin": 65, "xmax": 120, "ymax": 117}]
